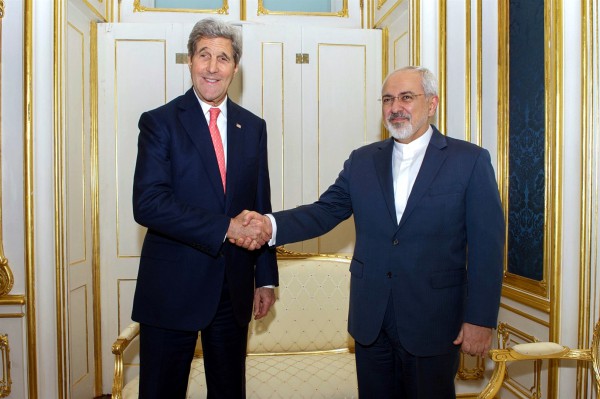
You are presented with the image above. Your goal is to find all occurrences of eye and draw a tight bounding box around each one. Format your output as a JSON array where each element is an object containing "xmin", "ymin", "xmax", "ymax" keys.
[
  {"xmin": 382, "ymin": 97, "xmax": 393, "ymax": 104},
  {"xmin": 401, "ymin": 94, "xmax": 414, "ymax": 102}
]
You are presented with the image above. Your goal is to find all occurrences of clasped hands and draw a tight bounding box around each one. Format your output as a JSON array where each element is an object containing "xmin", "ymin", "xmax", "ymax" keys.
[{"xmin": 226, "ymin": 210, "xmax": 271, "ymax": 250}]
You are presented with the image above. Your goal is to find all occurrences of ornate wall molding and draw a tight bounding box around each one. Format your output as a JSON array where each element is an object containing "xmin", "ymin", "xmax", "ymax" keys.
[{"xmin": 0, "ymin": 334, "xmax": 11, "ymax": 398}]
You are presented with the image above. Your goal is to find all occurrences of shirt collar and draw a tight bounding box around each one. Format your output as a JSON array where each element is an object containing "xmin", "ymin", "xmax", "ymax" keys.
[
  {"xmin": 394, "ymin": 125, "xmax": 433, "ymax": 158},
  {"xmin": 192, "ymin": 89, "xmax": 228, "ymax": 120}
]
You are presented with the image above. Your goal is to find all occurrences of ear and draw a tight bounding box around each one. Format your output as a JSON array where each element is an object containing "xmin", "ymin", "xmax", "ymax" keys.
[
  {"xmin": 428, "ymin": 95, "xmax": 439, "ymax": 117},
  {"xmin": 187, "ymin": 55, "xmax": 192, "ymax": 69}
]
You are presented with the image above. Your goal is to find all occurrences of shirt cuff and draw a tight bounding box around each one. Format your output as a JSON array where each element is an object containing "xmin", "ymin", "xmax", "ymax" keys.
[{"xmin": 266, "ymin": 214, "xmax": 277, "ymax": 247}]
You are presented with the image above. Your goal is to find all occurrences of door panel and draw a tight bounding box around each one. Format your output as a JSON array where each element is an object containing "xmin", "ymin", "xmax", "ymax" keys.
[{"xmin": 66, "ymin": 3, "xmax": 94, "ymax": 397}]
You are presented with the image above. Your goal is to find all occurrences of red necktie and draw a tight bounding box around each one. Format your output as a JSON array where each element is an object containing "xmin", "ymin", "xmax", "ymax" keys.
[{"xmin": 209, "ymin": 107, "xmax": 226, "ymax": 192}]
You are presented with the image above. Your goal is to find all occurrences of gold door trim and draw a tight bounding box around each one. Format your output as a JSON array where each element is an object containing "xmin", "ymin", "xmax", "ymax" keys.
[
  {"xmin": 578, "ymin": 1, "xmax": 600, "ymax": 397},
  {"xmin": 24, "ymin": 0, "xmax": 39, "ymax": 396}
]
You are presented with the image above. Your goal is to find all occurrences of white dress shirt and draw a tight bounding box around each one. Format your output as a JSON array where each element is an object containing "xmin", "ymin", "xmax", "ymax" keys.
[{"xmin": 392, "ymin": 126, "xmax": 433, "ymax": 223}]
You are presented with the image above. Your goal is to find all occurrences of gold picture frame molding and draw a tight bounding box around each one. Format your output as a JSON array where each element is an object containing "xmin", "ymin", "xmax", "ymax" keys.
[
  {"xmin": 133, "ymin": 0, "xmax": 230, "ymax": 15},
  {"xmin": 257, "ymin": 0, "xmax": 349, "ymax": 18},
  {"xmin": 498, "ymin": 0, "xmax": 562, "ymax": 314}
]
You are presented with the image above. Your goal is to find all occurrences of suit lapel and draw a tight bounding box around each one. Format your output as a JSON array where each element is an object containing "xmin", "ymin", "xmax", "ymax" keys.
[
  {"xmin": 374, "ymin": 138, "xmax": 398, "ymax": 224},
  {"xmin": 178, "ymin": 88, "xmax": 226, "ymax": 203},
  {"xmin": 398, "ymin": 128, "xmax": 448, "ymax": 229}
]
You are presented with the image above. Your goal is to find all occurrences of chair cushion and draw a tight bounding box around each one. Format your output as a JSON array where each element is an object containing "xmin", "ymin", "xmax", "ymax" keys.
[
  {"xmin": 512, "ymin": 342, "xmax": 567, "ymax": 356},
  {"xmin": 122, "ymin": 352, "xmax": 358, "ymax": 399},
  {"xmin": 248, "ymin": 257, "xmax": 352, "ymax": 353}
]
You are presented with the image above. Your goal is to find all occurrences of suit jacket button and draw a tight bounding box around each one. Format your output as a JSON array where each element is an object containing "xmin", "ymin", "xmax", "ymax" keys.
[
  {"xmin": 392, "ymin": 239, "xmax": 399, "ymax": 245},
  {"xmin": 386, "ymin": 271, "xmax": 392, "ymax": 279}
]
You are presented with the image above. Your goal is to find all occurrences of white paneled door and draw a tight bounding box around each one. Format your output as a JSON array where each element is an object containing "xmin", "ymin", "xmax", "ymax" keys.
[
  {"xmin": 66, "ymin": 3, "xmax": 97, "ymax": 397},
  {"xmin": 242, "ymin": 24, "xmax": 382, "ymax": 255},
  {"xmin": 96, "ymin": 22, "xmax": 381, "ymax": 393}
]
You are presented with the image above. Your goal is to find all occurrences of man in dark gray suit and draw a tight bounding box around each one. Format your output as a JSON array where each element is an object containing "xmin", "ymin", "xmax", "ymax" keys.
[{"xmin": 238, "ymin": 66, "xmax": 505, "ymax": 398}]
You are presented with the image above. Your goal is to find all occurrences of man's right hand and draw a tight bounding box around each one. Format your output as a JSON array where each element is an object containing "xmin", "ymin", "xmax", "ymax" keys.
[{"xmin": 226, "ymin": 210, "xmax": 272, "ymax": 250}]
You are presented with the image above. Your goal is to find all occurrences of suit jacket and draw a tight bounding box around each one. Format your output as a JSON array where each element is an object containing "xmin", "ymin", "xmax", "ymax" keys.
[
  {"xmin": 132, "ymin": 88, "xmax": 278, "ymax": 332},
  {"xmin": 273, "ymin": 126, "xmax": 504, "ymax": 356}
]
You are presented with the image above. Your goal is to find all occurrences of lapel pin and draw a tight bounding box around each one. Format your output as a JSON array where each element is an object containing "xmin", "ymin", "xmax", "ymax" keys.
[{"xmin": 236, "ymin": 123, "xmax": 242, "ymax": 129}]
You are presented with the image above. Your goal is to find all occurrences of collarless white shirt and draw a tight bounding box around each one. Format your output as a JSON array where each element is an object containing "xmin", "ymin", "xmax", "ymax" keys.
[
  {"xmin": 195, "ymin": 92, "xmax": 228, "ymax": 167},
  {"xmin": 392, "ymin": 126, "xmax": 433, "ymax": 223}
]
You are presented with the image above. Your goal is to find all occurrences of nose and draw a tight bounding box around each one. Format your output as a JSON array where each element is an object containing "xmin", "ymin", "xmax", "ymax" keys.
[{"xmin": 207, "ymin": 57, "xmax": 218, "ymax": 73}]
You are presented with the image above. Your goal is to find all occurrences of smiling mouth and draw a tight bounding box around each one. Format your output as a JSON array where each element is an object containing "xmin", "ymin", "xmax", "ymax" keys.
[
  {"xmin": 204, "ymin": 77, "xmax": 219, "ymax": 83},
  {"xmin": 390, "ymin": 115, "xmax": 410, "ymax": 124}
]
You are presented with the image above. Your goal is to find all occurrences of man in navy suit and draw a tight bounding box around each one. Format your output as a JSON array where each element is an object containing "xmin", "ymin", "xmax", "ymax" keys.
[
  {"xmin": 239, "ymin": 66, "xmax": 504, "ymax": 398},
  {"xmin": 132, "ymin": 18, "xmax": 278, "ymax": 399}
]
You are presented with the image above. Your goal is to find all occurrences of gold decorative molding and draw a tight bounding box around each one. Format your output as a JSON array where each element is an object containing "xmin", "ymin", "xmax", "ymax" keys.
[
  {"xmin": 579, "ymin": 1, "xmax": 600, "ymax": 397},
  {"xmin": 410, "ymin": 0, "xmax": 420, "ymax": 66},
  {"xmin": 0, "ymin": 1, "xmax": 4, "ymax": 18},
  {"xmin": 0, "ymin": 334, "xmax": 11, "ymax": 398},
  {"xmin": 257, "ymin": 0, "xmax": 348, "ymax": 17},
  {"xmin": 456, "ymin": 353, "xmax": 484, "ymax": 381},
  {"xmin": 24, "ymin": 0, "xmax": 39, "ymax": 396},
  {"xmin": 377, "ymin": 0, "xmax": 388, "ymax": 10},
  {"xmin": 0, "ymin": 295, "xmax": 24, "ymax": 306},
  {"xmin": 132, "ymin": 0, "xmax": 229, "ymax": 15},
  {"xmin": 0, "ymin": 260, "xmax": 12, "ymax": 298},
  {"xmin": 275, "ymin": 247, "xmax": 351, "ymax": 260},
  {"xmin": 437, "ymin": 0, "xmax": 446, "ymax": 133}
]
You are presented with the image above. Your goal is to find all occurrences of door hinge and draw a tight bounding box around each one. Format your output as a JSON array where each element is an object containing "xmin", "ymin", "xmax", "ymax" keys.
[
  {"xmin": 176, "ymin": 53, "xmax": 188, "ymax": 64},
  {"xmin": 296, "ymin": 53, "xmax": 309, "ymax": 64}
]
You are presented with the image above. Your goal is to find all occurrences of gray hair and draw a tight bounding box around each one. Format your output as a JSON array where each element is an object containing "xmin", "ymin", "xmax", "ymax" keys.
[
  {"xmin": 187, "ymin": 18, "xmax": 243, "ymax": 65},
  {"xmin": 383, "ymin": 66, "xmax": 438, "ymax": 97}
]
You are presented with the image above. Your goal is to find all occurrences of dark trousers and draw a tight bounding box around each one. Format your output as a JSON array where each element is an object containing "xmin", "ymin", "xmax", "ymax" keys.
[
  {"xmin": 354, "ymin": 295, "xmax": 460, "ymax": 399},
  {"xmin": 139, "ymin": 284, "xmax": 248, "ymax": 399}
]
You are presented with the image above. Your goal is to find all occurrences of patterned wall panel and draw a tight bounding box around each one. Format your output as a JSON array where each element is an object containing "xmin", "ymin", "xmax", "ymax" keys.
[{"xmin": 507, "ymin": 0, "xmax": 545, "ymax": 282}]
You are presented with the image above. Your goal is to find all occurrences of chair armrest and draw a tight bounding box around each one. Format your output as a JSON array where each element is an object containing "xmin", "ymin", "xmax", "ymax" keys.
[
  {"xmin": 478, "ymin": 342, "xmax": 592, "ymax": 399},
  {"xmin": 112, "ymin": 322, "xmax": 140, "ymax": 399}
]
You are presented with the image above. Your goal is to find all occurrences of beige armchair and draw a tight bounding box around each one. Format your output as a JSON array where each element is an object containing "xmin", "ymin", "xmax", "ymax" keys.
[
  {"xmin": 478, "ymin": 319, "xmax": 600, "ymax": 398},
  {"xmin": 112, "ymin": 253, "xmax": 357, "ymax": 399}
]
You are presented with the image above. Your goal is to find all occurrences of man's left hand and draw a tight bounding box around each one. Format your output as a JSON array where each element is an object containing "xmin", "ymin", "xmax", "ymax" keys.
[
  {"xmin": 453, "ymin": 322, "xmax": 493, "ymax": 357},
  {"xmin": 253, "ymin": 287, "xmax": 276, "ymax": 319}
]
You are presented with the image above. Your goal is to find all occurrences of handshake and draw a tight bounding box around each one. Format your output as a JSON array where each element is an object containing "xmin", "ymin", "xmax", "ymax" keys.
[{"xmin": 226, "ymin": 210, "xmax": 272, "ymax": 250}]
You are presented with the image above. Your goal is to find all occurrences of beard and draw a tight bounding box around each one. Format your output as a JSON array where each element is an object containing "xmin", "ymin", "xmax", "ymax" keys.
[
  {"xmin": 385, "ymin": 111, "xmax": 429, "ymax": 142},
  {"xmin": 385, "ymin": 112, "xmax": 415, "ymax": 141},
  {"xmin": 387, "ymin": 121, "xmax": 413, "ymax": 141}
]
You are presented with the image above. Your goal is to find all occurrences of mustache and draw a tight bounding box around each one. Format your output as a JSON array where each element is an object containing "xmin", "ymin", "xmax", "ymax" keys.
[{"xmin": 388, "ymin": 112, "xmax": 411, "ymax": 121}]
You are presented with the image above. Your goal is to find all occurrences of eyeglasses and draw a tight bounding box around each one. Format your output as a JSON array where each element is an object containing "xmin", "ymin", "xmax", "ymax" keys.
[{"xmin": 379, "ymin": 93, "xmax": 425, "ymax": 106}]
